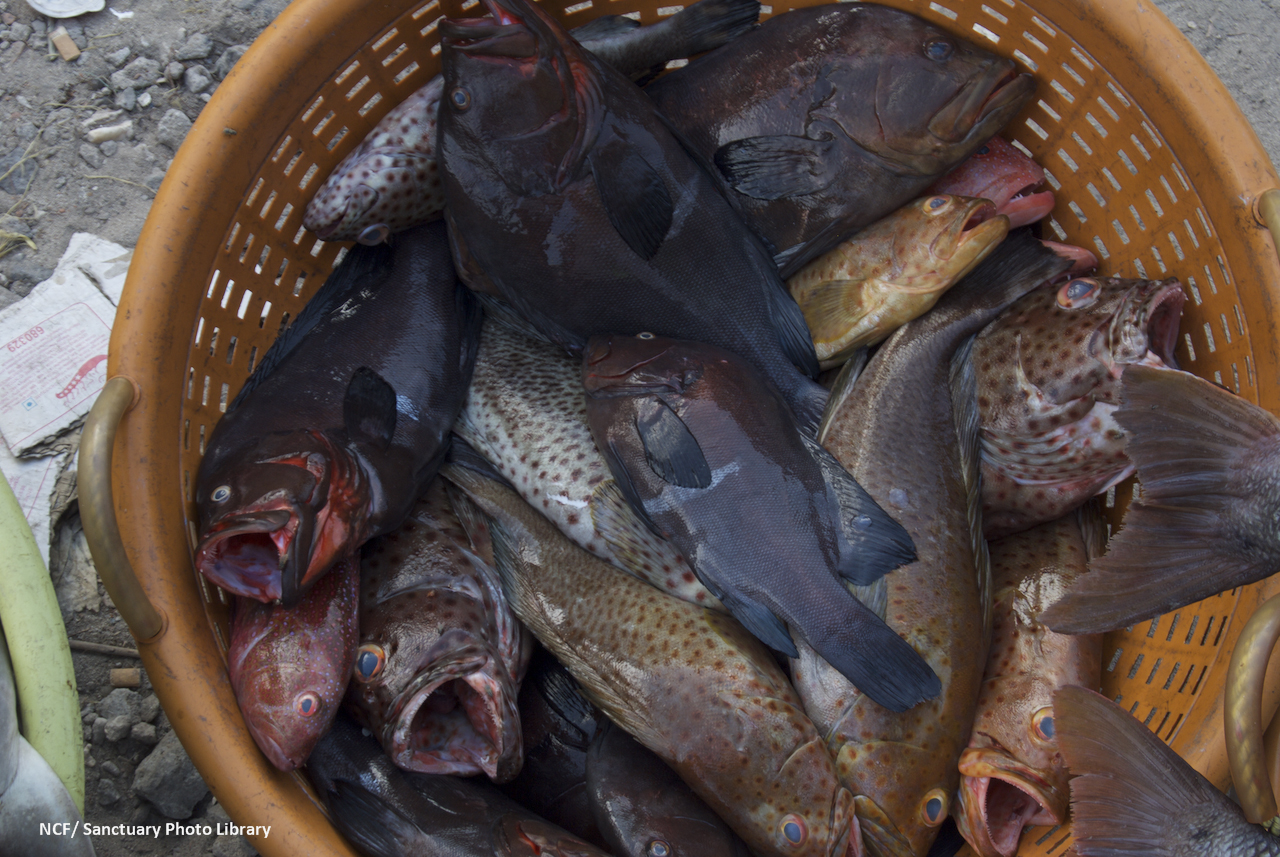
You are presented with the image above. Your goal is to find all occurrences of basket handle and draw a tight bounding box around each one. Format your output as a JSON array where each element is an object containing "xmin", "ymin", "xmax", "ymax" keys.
[
  {"xmin": 1226, "ymin": 592, "xmax": 1280, "ymax": 823},
  {"xmin": 79, "ymin": 376, "xmax": 165, "ymax": 642},
  {"xmin": 1255, "ymin": 189, "xmax": 1280, "ymax": 257}
]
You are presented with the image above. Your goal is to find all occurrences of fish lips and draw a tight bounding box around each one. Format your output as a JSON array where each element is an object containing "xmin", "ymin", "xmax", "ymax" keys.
[
  {"xmin": 930, "ymin": 63, "xmax": 1034, "ymax": 144},
  {"xmin": 194, "ymin": 508, "xmax": 298, "ymax": 602},
  {"xmin": 929, "ymin": 198, "xmax": 1007, "ymax": 273},
  {"xmin": 956, "ymin": 747, "xmax": 1066, "ymax": 857},
  {"xmin": 439, "ymin": 18, "xmax": 539, "ymax": 57}
]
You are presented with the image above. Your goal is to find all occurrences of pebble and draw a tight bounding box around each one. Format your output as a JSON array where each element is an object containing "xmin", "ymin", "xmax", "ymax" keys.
[
  {"xmin": 185, "ymin": 65, "xmax": 212, "ymax": 94},
  {"xmin": 131, "ymin": 722, "xmax": 159, "ymax": 745},
  {"xmin": 86, "ymin": 120, "xmax": 132, "ymax": 143},
  {"xmin": 139, "ymin": 693, "xmax": 161, "ymax": 723},
  {"xmin": 137, "ymin": 90, "xmax": 152, "ymax": 109},
  {"xmin": 107, "ymin": 46, "xmax": 130, "ymax": 67},
  {"xmin": 175, "ymin": 32, "xmax": 212, "ymax": 61},
  {"xmin": 133, "ymin": 730, "xmax": 210, "ymax": 819},
  {"xmin": 0, "ymin": 147, "xmax": 36, "ymax": 195},
  {"xmin": 98, "ymin": 687, "xmax": 141, "ymax": 722},
  {"xmin": 110, "ymin": 56, "xmax": 161, "ymax": 92},
  {"xmin": 98, "ymin": 779, "xmax": 121, "ymax": 807},
  {"xmin": 104, "ymin": 714, "xmax": 132, "ymax": 742},
  {"xmin": 15, "ymin": 122, "xmax": 36, "ymax": 141},
  {"xmin": 165, "ymin": 60, "xmax": 184, "ymax": 82},
  {"xmin": 91, "ymin": 717, "xmax": 107, "ymax": 745},
  {"xmin": 101, "ymin": 760, "xmax": 121, "ymax": 777},
  {"xmin": 78, "ymin": 143, "xmax": 104, "ymax": 169},
  {"xmin": 8, "ymin": 22, "xmax": 28, "ymax": 41},
  {"xmin": 155, "ymin": 108, "xmax": 192, "ymax": 151},
  {"xmin": 143, "ymin": 171, "xmax": 166, "ymax": 191},
  {"xmin": 114, "ymin": 86, "xmax": 137, "ymax": 111},
  {"xmin": 41, "ymin": 125, "xmax": 59, "ymax": 144},
  {"xmin": 82, "ymin": 108, "xmax": 124, "ymax": 128},
  {"xmin": 100, "ymin": 139, "xmax": 118, "ymax": 157},
  {"xmin": 214, "ymin": 44, "xmax": 248, "ymax": 80}
]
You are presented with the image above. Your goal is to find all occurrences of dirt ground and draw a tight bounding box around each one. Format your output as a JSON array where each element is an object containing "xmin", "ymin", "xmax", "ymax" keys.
[{"xmin": 1, "ymin": 0, "xmax": 1278, "ymax": 856}]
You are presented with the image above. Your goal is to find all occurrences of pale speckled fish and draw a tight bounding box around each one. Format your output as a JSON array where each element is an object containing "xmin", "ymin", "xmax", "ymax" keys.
[
  {"xmin": 302, "ymin": 0, "xmax": 761, "ymax": 244},
  {"xmin": 444, "ymin": 462, "xmax": 860, "ymax": 857},
  {"xmin": 972, "ymin": 274, "xmax": 1185, "ymax": 539},
  {"xmin": 787, "ymin": 194, "xmax": 1008, "ymax": 369},
  {"xmin": 454, "ymin": 316, "xmax": 721, "ymax": 609},
  {"xmin": 797, "ymin": 233, "xmax": 1070, "ymax": 857},
  {"xmin": 345, "ymin": 478, "xmax": 531, "ymax": 783},
  {"xmin": 954, "ymin": 507, "xmax": 1103, "ymax": 857}
]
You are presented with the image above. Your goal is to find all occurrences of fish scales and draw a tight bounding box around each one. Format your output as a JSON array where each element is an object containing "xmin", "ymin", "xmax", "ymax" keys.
[
  {"xmin": 808, "ymin": 234, "xmax": 1070, "ymax": 857},
  {"xmin": 445, "ymin": 463, "xmax": 859, "ymax": 857},
  {"xmin": 455, "ymin": 318, "xmax": 720, "ymax": 609}
]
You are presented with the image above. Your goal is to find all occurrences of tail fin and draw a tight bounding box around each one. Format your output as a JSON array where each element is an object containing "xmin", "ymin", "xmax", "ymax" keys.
[
  {"xmin": 662, "ymin": 0, "xmax": 760, "ymax": 57},
  {"xmin": 1041, "ymin": 366, "xmax": 1280, "ymax": 634},
  {"xmin": 1054, "ymin": 685, "xmax": 1257, "ymax": 857}
]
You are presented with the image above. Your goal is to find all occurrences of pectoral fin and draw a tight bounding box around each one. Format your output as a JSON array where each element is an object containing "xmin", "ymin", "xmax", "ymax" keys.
[
  {"xmin": 590, "ymin": 140, "xmax": 673, "ymax": 261},
  {"xmin": 635, "ymin": 398, "xmax": 712, "ymax": 489},
  {"xmin": 713, "ymin": 134, "xmax": 835, "ymax": 199},
  {"xmin": 344, "ymin": 367, "xmax": 397, "ymax": 449}
]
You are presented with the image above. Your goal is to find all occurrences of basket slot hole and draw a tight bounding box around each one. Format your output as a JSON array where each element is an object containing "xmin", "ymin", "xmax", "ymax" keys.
[
  {"xmin": 225, "ymin": 222, "xmax": 241, "ymax": 253},
  {"xmin": 1049, "ymin": 79, "xmax": 1074, "ymax": 104},
  {"xmin": 1146, "ymin": 617, "xmax": 1160, "ymax": 638},
  {"xmin": 1142, "ymin": 706, "xmax": 1157, "ymax": 727},
  {"xmin": 221, "ymin": 279, "xmax": 236, "ymax": 310},
  {"xmin": 1142, "ymin": 188, "xmax": 1164, "ymax": 219},
  {"xmin": 294, "ymin": 273, "xmax": 307, "ymax": 297},
  {"xmin": 1150, "ymin": 245, "xmax": 1166, "ymax": 273},
  {"xmin": 225, "ymin": 335, "xmax": 237, "ymax": 365},
  {"xmin": 1172, "ymin": 163, "xmax": 1190, "ymax": 191},
  {"xmin": 346, "ymin": 75, "xmax": 371, "ymax": 101},
  {"xmin": 1183, "ymin": 219, "xmax": 1200, "ymax": 249},
  {"xmin": 980, "ymin": 4, "xmax": 1008, "ymax": 25},
  {"xmin": 1210, "ymin": 615, "xmax": 1227, "ymax": 646},
  {"xmin": 1196, "ymin": 207, "xmax": 1213, "ymax": 239},
  {"xmin": 1164, "ymin": 713, "xmax": 1183, "ymax": 741},
  {"xmin": 199, "ymin": 423, "xmax": 206, "ymax": 454},
  {"xmin": 971, "ymin": 22, "xmax": 998, "ymax": 43},
  {"xmin": 247, "ymin": 345, "xmax": 259, "ymax": 374},
  {"xmin": 1021, "ymin": 31, "xmax": 1048, "ymax": 54},
  {"xmin": 1144, "ymin": 657, "xmax": 1163, "ymax": 684},
  {"xmin": 208, "ymin": 326, "xmax": 220, "ymax": 357},
  {"xmin": 255, "ymin": 245, "xmax": 271, "ymax": 276},
  {"xmin": 1217, "ymin": 254, "xmax": 1231, "ymax": 286},
  {"xmin": 1057, "ymin": 149, "xmax": 1078, "ymax": 173},
  {"xmin": 1182, "ymin": 333, "xmax": 1196, "ymax": 362},
  {"xmin": 1071, "ymin": 131, "xmax": 1092, "ymax": 156},
  {"xmin": 1084, "ymin": 113, "xmax": 1107, "ymax": 140},
  {"xmin": 419, "ymin": 17, "xmax": 440, "ymax": 38},
  {"xmin": 1041, "ymin": 165, "xmax": 1061, "ymax": 191},
  {"xmin": 1201, "ymin": 322, "xmax": 1215, "ymax": 353},
  {"xmin": 245, "ymin": 177, "xmax": 265, "ymax": 209},
  {"xmin": 327, "ymin": 127, "xmax": 350, "ymax": 152},
  {"xmin": 1219, "ymin": 313, "xmax": 1232, "ymax": 345},
  {"xmin": 393, "ymin": 61, "xmax": 420, "ymax": 86},
  {"xmin": 1133, "ymin": 258, "xmax": 1147, "ymax": 278},
  {"xmin": 1162, "ymin": 661, "xmax": 1181, "ymax": 691},
  {"xmin": 312, "ymin": 109, "xmax": 336, "ymax": 138},
  {"xmin": 293, "ymin": 226, "xmax": 308, "ymax": 245},
  {"xmin": 1105, "ymin": 485, "xmax": 1116, "ymax": 508},
  {"xmin": 1111, "ymin": 219, "xmax": 1129, "ymax": 246},
  {"xmin": 1214, "ymin": 369, "xmax": 1224, "ymax": 387},
  {"xmin": 411, "ymin": 0, "xmax": 439, "ymax": 19},
  {"xmin": 381, "ymin": 42, "xmax": 408, "ymax": 68},
  {"xmin": 928, "ymin": 2, "xmax": 958, "ymax": 21},
  {"xmin": 278, "ymin": 311, "xmax": 292, "ymax": 337},
  {"xmin": 299, "ymin": 163, "xmax": 320, "ymax": 191},
  {"xmin": 567, "ymin": 0, "xmax": 594, "ymax": 12},
  {"xmin": 1102, "ymin": 167, "xmax": 1121, "ymax": 192},
  {"xmin": 1117, "ymin": 148, "xmax": 1137, "ymax": 176},
  {"xmin": 1086, "ymin": 182, "xmax": 1105, "ymax": 207},
  {"xmin": 1094, "ymin": 96, "xmax": 1118, "ymax": 125},
  {"xmin": 220, "ymin": 383, "xmax": 229, "ymax": 414},
  {"xmin": 1233, "ymin": 304, "xmax": 1245, "ymax": 337},
  {"xmin": 183, "ymin": 420, "xmax": 190, "ymax": 451},
  {"xmin": 1159, "ymin": 175, "xmax": 1178, "ymax": 205},
  {"xmin": 1062, "ymin": 63, "xmax": 1086, "ymax": 88},
  {"xmin": 332, "ymin": 246, "xmax": 350, "ymax": 268},
  {"xmin": 187, "ymin": 367, "xmax": 195, "ymax": 400},
  {"xmin": 1182, "ymin": 615, "xmax": 1200, "ymax": 646},
  {"xmin": 1066, "ymin": 201, "xmax": 1086, "ymax": 223},
  {"xmin": 359, "ymin": 92, "xmax": 384, "ymax": 118},
  {"xmin": 1034, "ymin": 827, "xmax": 1062, "ymax": 847},
  {"xmin": 334, "ymin": 59, "xmax": 360, "ymax": 87},
  {"xmin": 201, "ymin": 375, "xmax": 211, "ymax": 407},
  {"xmin": 1030, "ymin": 14, "xmax": 1056, "ymax": 37},
  {"xmin": 272, "ymin": 204, "xmax": 293, "ymax": 234},
  {"xmin": 272, "ymin": 135, "xmax": 295, "ymax": 163},
  {"xmin": 310, "ymin": 238, "xmax": 326, "ymax": 258},
  {"xmin": 282, "ymin": 149, "xmax": 304, "ymax": 177},
  {"xmin": 301, "ymin": 95, "xmax": 324, "ymax": 124},
  {"xmin": 1128, "ymin": 204, "xmax": 1146, "ymax": 232},
  {"xmin": 259, "ymin": 300, "xmax": 272, "ymax": 328},
  {"xmin": 1046, "ymin": 833, "xmax": 1071, "ymax": 855},
  {"xmin": 1012, "ymin": 49, "xmax": 1038, "ymax": 72},
  {"xmin": 372, "ymin": 27, "xmax": 400, "ymax": 53},
  {"xmin": 1168, "ymin": 231, "xmax": 1185, "ymax": 261},
  {"xmin": 1037, "ymin": 100, "xmax": 1061, "ymax": 123},
  {"xmin": 237, "ymin": 290, "xmax": 253, "ymax": 321},
  {"xmin": 1130, "ymin": 134, "xmax": 1151, "ymax": 161},
  {"xmin": 431, "ymin": 43, "xmax": 441, "ymax": 57},
  {"xmin": 1092, "ymin": 236, "xmax": 1109, "ymax": 261},
  {"xmin": 274, "ymin": 258, "xmax": 289, "ymax": 287},
  {"xmin": 259, "ymin": 191, "xmax": 278, "ymax": 221},
  {"xmin": 238, "ymin": 233, "xmax": 255, "ymax": 264},
  {"xmin": 1247, "ymin": 354, "xmax": 1256, "ymax": 387},
  {"xmin": 1140, "ymin": 120, "xmax": 1162, "ymax": 149},
  {"xmin": 1125, "ymin": 653, "xmax": 1144, "ymax": 680},
  {"xmin": 195, "ymin": 316, "xmax": 205, "ymax": 346},
  {"xmin": 1231, "ymin": 363, "xmax": 1240, "ymax": 393},
  {"xmin": 1106, "ymin": 648, "xmax": 1122, "ymax": 672},
  {"xmin": 1190, "ymin": 665, "xmax": 1207, "ymax": 695},
  {"xmin": 1046, "ymin": 217, "xmax": 1066, "ymax": 240}
]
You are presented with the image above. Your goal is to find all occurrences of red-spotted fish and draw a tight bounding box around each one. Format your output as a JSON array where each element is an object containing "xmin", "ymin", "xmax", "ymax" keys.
[
  {"xmin": 228, "ymin": 555, "xmax": 360, "ymax": 771},
  {"xmin": 1054, "ymin": 685, "xmax": 1280, "ymax": 857},
  {"xmin": 926, "ymin": 136, "xmax": 1054, "ymax": 229},
  {"xmin": 302, "ymin": 0, "xmax": 761, "ymax": 244},
  {"xmin": 954, "ymin": 509, "xmax": 1103, "ymax": 857},
  {"xmin": 973, "ymin": 273, "xmax": 1185, "ymax": 539},
  {"xmin": 345, "ymin": 479, "xmax": 531, "ymax": 782}
]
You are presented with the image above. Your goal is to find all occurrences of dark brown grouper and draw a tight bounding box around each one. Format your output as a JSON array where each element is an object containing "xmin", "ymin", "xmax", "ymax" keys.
[
  {"xmin": 587, "ymin": 718, "xmax": 752, "ymax": 857},
  {"xmin": 437, "ymin": 0, "xmax": 829, "ymax": 430},
  {"xmin": 972, "ymin": 274, "xmax": 1185, "ymax": 540},
  {"xmin": 954, "ymin": 508, "xmax": 1104, "ymax": 857},
  {"xmin": 582, "ymin": 332, "xmax": 936, "ymax": 712},
  {"xmin": 807, "ymin": 232, "xmax": 1070, "ymax": 857},
  {"xmin": 346, "ymin": 478, "xmax": 530, "ymax": 783},
  {"xmin": 307, "ymin": 714, "xmax": 612, "ymax": 857},
  {"xmin": 443, "ymin": 462, "xmax": 861, "ymax": 857},
  {"xmin": 228, "ymin": 555, "xmax": 359, "ymax": 772},
  {"xmin": 1043, "ymin": 366, "xmax": 1280, "ymax": 634},
  {"xmin": 192, "ymin": 222, "xmax": 481, "ymax": 607},
  {"xmin": 644, "ymin": 3, "xmax": 1034, "ymax": 278},
  {"xmin": 302, "ymin": 0, "xmax": 761, "ymax": 245},
  {"xmin": 1054, "ymin": 685, "xmax": 1280, "ymax": 857}
]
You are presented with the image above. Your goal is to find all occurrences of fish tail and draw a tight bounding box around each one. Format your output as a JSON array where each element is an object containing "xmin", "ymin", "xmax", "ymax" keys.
[
  {"xmin": 328, "ymin": 780, "xmax": 421, "ymax": 856},
  {"xmin": 661, "ymin": 0, "xmax": 761, "ymax": 57},
  {"xmin": 1040, "ymin": 366, "xmax": 1279, "ymax": 634},
  {"xmin": 1054, "ymin": 685, "xmax": 1251, "ymax": 857}
]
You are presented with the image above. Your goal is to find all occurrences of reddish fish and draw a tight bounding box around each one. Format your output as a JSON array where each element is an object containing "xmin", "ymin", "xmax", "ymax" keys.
[
  {"xmin": 954, "ymin": 509, "xmax": 1103, "ymax": 857},
  {"xmin": 973, "ymin": 274, "xmax": 1185, "ymax": 539},
  {"xmin": 228, "ymin": 556, "xmax": 360, "ymax": 771},
  {"xmin": 926, "ymin": 136, "xmax": 1054, "ymax": 229},
  {"xmin": 346, "ymin": 479, "xmax": 531, "ymax": 783}
]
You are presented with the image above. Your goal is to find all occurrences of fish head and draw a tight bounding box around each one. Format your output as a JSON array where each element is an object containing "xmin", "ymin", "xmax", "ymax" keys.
[
  {"xmin": 194, "ymin": 429, "xmax": 371, "ymax": 606},
  {"xmin": 496, "ymin": 814, "xmax": 612, "ymax": 856},
  {"xmin": 817, "ymin": 10, "xmax": 1033, "ymax": 176},
  {"xmin": 439, "ymin": 0, "xmax": 601, "ymax": 196},
  {"xmin": 925, "ymin": 136, "xmax": 1054, "ymax": 229},
  {"xmin": 884, "ymin": 194, "xmax": 1009, "ymax": 293},
  {"xmin": 228, "ymin": 557, "xmax": 360, "ymax": 771},
  {"xmin": 975, "ymin": 275, "xmax": 1186, "ymax": 432},
  {"xmin": 304, "ymin": 150, "xmax": 435, "ymax": 243},
  {"xmin": 955, "ymin": 673, "xmax": 1068, "ymax": 857},
  {"xmin": 581, "ymin": 333, "xmax": 706, "ymax": 399}
]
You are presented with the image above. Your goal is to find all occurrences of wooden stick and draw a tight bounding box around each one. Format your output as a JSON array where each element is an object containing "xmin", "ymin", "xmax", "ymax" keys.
[{"xmin": 67, "ymin": 639, "xmax": 140, "ymax": 658}]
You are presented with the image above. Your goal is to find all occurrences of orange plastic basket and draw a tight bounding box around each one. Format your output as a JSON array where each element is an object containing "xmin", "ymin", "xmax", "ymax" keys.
[{"xmin": 82, "ymin": 0, "xmax": 1280, "ymax": 855}]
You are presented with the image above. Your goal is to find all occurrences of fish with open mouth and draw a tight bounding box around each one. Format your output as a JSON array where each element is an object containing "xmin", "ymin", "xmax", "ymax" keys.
[
  {"xmin": 437, "ymin": 0, "xmax": 828, "ymax": 430},
  {"xmin": 972, "ymin": 273, "xmax": 1186, "ymax": 539},
  {"xmin": 954, "ymin": 508, "xmax": 1103, "ymax": 857},
  {"xmin": 192, "ymin": 222, "xmax": 481, "ymax": 606},
  {"xmin": 301, "ymin": 0, "xmax": 761, "ymax": 245},
  {"xmin": 787, "ymin": 194, "xmax": 1008, "ymax": 368},
  {"xmin": 228, "ymin": 555, "xmax": 360, "ymax": 771},
  {"xmin": 645, "ymin": 3, "xmax": 1035, "ymax": 278},
  {"xmin": 925, "ymin": 136, "xmax": 1055, "ymax": 230},
  {"xmin": 345, "ymin": 478, "xmax": 530, "ymax": 783}
]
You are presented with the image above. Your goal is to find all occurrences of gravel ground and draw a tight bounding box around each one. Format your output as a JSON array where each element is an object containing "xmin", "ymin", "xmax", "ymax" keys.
[{"xmin": 0, "ymin": 0, "xmax": 1276, "ymax": 856}]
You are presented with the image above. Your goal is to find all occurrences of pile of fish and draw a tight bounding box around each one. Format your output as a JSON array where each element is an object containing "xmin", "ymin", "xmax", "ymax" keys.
[{"xmin": 185, "ymin": 1, "xmax": 1280, "ymax": 856}]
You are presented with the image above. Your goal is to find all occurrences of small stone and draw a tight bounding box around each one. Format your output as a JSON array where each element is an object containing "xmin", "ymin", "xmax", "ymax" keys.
[
  {"xmin": 137, "ymin": 90, "xmax": 152, "ymax": 109},
  {"xmin": 85, "ymin": 120, "xmax": 132, "ymax": 144},
  {"xmin": 131, "ymin": 722, "xmax": 159, "ymax": 745},
  {"xmin": 107, "ymin": 46, "xmax": 130, "ymax": 67},
  {"xmin": 133, "ymin": 730, "xmax": 210, "ymax": 819},
  {"xmin": 174, "ymin": 32, "xmax": 212, "ymax": 61},
  {"xmin": 104, "ymin": 714, "xmax": 132, "ymax": 741},
  {"xmin": 8, "ymin": 21, "xmax": 28, "ymax": 41},
  {"xmin": 98, "ymin": 688, "xmax": 141, "ymax": 722},
  {"xmin": 82, "ymin": 108, "xmax": 124, "ymax": 128},
  {"xmin": 212, "ymin": 835, "xmax": 259, "ymax": 857},
  {"xmin": 101, "ymin": 760, "xmax": 121, "ymax": 777},
  {"xmin": 114, "ymin": 86, "xmax": 136, "ymax": 111},
  {"xmin": 155, "ymin": 108, "xmax": 192, "ymax": 151},
  {"xmin": 91, "ymin": 717, "xmax": 108, "ymax": 745},
  {"xmin": 78, "ymin": 143, "xmax": 104, "ymax": 169},
  {"xmin": 1, "ymin": 13, "xmax": 15, "ymax": 25},
  {"xmin": 0, "ymin": 147, "xmax": 35, "ymax": 195},
  {"xmin": 30, "ymin": 20, "xmax": 44, "ymax": 35},
  {"xmin": 138, "ymin": 694, "xmax": 161, "ymax": 723},
  {"xmin": 164, "ymin": 60, "xmax": 183, "ymax": 81},
  {"xmin": 82, "ymin": 710, "xmax": 98, "ymax": 725},
  {"xmin": 99, "ymin": 140, "xmax": 118, "ymax": 157},
  {"xmin": 81, "ymin": 723, "xmax": 93, "ymax": 743},
  {"xmin": 53, "ymin": 175, "xmax": 66, "ymax": 188},
  {"xmin": 143, "ymin": 171, "xmax": 166, "ymax": 191},
  {"xmin": 98, "ymin": 779, "xmax": 121, "ymax": 807},
  {"xmin": 85, "ymin": 755, "xmax": 95, "ymax": 768},
  {"xmin": 184, "ymin": 65, "xmax": 211, "ymax": 94},
  {"xmin": 110, "ymin": 56, "xmax": 161, "ymax": 92},
  {"xmin": 213, "ymin": 44, "xmax": 248, "ymax": 80},
  {"xmin": 15, "ymin": 122, "xmax": 36, "ymax": 141},
  {"xmin": 41, "ymin": 125, "xmax": 59, "ymax": 144}
]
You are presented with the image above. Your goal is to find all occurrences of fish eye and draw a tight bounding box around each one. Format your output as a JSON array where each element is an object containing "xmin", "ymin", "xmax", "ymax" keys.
[
  {"xmin": 924, "ymin": 195, "xmax": 951, "ymax": 213},
  {"xmin": 779, "ymin": 813, "xmax": 807, "ymax": 847},
  {"xmin": 925, "ymin": 38, "xmax": 954, "ymax": 62},
  {"xmin": 636, "ymin": 331, "xmax": 655, "ymax": 340},
  {"xmin": 295, "ymin": 691, "xmax": 322, "ymax": 717},
  {"xmin": 975, "ymin": 145, "xmax": 990, "ymax": 155},
  {"xmin": 357, "ymin": 224, "xmax": 390, "ymax": 246},
  {"xmin": 211, "ymin": 485, "xmax": 231, "ymax": 503},
  {"xmin": 920, "ymin": 789, "xmax": 948, "ymax": 826},
  {"xmin": 450, "ymin": 87, "xmax": 471, "ymax": 111},
  {"xmin": 354, "ymin": 644, "xmax": 387, "ymax": 682},
  {"xmin": 1056, "ymin": 277, "xmax": 1100, "ymax": 309},
  {"xmin": 646, "ymin": 841, "xmax": 671, "ymax": 857},
  {"xmin": 1033, "ymin": 706, "xmax": 1056, "ymax": 742}
]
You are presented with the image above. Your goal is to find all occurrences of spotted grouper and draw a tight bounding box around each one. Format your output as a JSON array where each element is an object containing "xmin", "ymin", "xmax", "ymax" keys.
[
  {"xmin": 345, "ymin": 478, "xmax": 531, "ymax": 783},
  {"xmin": 972, "ymin": 273, "xmax": 1186, "ymax": 539}
]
